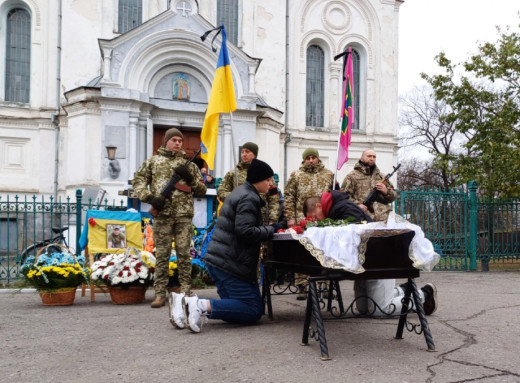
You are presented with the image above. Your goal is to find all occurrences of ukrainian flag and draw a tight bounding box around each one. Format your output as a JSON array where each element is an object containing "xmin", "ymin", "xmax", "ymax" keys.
[
  {"xmin": 200, "ymin": 25, "xmax": 237, "ymax": 170},
  {"xmin": 79, "ymin": 210, "xmax": 143, "ymax": 253}
]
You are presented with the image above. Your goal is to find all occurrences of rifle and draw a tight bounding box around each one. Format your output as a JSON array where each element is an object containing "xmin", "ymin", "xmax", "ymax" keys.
[
  {"xmin": 362, "ymin": 163, "xmax": 401, "ymax": 213},
  {"xmin": 149, "ymin": 148, "xmax": 202, "ymax": 217}
]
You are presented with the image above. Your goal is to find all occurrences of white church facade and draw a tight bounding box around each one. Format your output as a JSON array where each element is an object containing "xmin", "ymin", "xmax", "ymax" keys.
[{"xmin": 0, "ymin": 0, "xmax": 403, "ymax": 203}]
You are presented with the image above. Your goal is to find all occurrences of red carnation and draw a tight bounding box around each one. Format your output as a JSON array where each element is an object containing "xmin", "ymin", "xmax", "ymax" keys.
[
  {"xmin": 290, "ymin": 226, "xmax": 304, "ymax": 234},
  {"xmin": 88, "ymin": 217, "xmax": 96, "ymax": 226}
]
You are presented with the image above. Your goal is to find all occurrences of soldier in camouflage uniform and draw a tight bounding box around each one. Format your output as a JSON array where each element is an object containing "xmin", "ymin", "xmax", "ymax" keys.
[
  {"xmin": 284, "ymin": 148, "xmax": 335, "ymax": 299},
  {"xmin": 341, "ymin": 149, "xmax": 412, "ymax": 315},
  {"xmin": 133, "ymin": 128, "xmax": 207, "ymax": 308},
  {"xmin": 108, "ymin": 226, "xmax": 126, "ymax": 248},
  {"xmin": 341, "ymin": 149, "xmax": 396, "ymax": 222},
  {"xmin": 217, "ymin": 142, "xmax": 279, "ymax": 224}
]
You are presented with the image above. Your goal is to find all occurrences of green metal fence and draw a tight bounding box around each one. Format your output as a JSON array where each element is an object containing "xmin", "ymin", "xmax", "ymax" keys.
[
  {"xmin": 3, "ymin": 183, "xmax": 519, "ymax": 281},
  {"xmin": 398, "ymin": 185, "xmax": 470, "ymax": 271},
  {"xmin": 0, "ymin": 190, "xmax": 126, "ymax": 286},
  {"xmin": 477, "ymin": 197, "xmax": 520, "ymax": 266},
  {"xmin": 397, "ymin": 181, "xmax": 520, "ymax": 271}
]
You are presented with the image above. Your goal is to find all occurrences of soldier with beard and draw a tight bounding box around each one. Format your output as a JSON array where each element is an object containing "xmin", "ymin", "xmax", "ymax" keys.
[
  {"xmin": 341, "ymin": 149, "xmax": 438, "ymax": 316},
  {"xmin": 341, "ymin": 149, "xmax": 396, "ymax": 222},
  {"xmin": 284, "ymin": 148, "xmax": 335, "ymax": 299}
]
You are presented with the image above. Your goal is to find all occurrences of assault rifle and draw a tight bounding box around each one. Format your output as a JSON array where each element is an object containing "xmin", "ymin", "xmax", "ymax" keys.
[
  {"xmin": 149, "ymin": 148, "xmax": 202, "ymax": 217},
  {"xmin": 362, "ymin": 163, "xmax": 401, "ymax": 213}
]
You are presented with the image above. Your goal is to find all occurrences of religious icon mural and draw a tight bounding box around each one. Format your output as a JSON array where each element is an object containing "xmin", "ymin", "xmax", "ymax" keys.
[{"xmin": 173, "ymin": 73, "xmax": 190, "ymax": 100}]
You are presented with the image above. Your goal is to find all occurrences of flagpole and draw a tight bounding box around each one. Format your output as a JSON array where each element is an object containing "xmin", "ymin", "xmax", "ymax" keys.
[
  {"xmin": 333, "ymin": 50, "xmax": 348, "ymax": 188},
  {"xmin": 333, "ymin": 48, "xmax": 353, "ymax": 188},
  {"xmin": 199, "ymin": 24, "xmax": 237, "ymax": 174},
  {"xmin": 333, "ymin": 127, "xmax": 343, "ymax": 188},
  {"xmin": 229, "ymin": 111, "xmax": 239, "ymax": 187}
]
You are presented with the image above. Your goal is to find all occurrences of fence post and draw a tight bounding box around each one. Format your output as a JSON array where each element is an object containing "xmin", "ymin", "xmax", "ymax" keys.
[
  {"xmin": 76, "ymin": 189, "xmax": 83, "ymax": 256},
  {"xmin": 468, "ymin": 181, "xmax": 478, "ymax": 271}
]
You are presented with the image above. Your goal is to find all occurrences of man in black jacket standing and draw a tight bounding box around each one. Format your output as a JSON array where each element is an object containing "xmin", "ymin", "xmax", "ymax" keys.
[{"xmin": 171, "ymin": 159, "xmax": 281, "ymax": 332}]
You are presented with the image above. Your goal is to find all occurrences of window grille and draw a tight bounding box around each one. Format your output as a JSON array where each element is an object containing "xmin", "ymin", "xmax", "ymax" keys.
[
  {"xmin": 217, "ymin": 0, "xmax": 238, "ymax": 45},
  {"xmin": 5, "ymin": 8, "xmax": 31, "ymax": 103},
  {"xmin": 306, "ymin": 45, "xmax": 324, "ymax": 127},
  {"xmin": 118, "ymin": 0, "xmax": 142, "ymax": 33}
]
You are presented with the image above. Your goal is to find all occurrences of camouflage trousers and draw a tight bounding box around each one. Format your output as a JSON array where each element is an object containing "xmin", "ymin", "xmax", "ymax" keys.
[{"xmin": 153, "ymin": 215, "xmax": 193, "ymax": 297}]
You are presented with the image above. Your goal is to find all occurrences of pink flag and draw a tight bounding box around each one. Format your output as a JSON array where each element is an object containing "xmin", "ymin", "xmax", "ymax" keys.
[{"xmin": 337, "ymin": 48, "xmax": 354, "ymax": 170}]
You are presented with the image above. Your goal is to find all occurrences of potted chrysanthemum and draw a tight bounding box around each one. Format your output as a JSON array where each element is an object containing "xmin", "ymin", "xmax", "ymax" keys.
[
  {"xmin": 90, "ymin": 247, "xmax": 153, "ymax": 304},
  {"xmin": 21, "ymin": 244, "xmax": 89, "ymax": 306}
]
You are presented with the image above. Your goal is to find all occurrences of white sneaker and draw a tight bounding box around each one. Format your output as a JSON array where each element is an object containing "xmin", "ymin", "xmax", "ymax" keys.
[
  {"xmin": 183, "ymin": 295, "xmax": 205, "ymax": 333},
  {"xmin": 169, "ymin": 292, "xmax": 185, "ymax": 329}
]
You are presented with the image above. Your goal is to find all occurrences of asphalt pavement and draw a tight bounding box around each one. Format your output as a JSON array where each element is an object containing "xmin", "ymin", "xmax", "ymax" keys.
[{"xmin": 1, "ymin": 271, "xmax": 520, "ymax": 383}]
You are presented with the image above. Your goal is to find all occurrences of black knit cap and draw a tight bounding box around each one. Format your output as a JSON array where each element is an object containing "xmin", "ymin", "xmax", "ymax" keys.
[{"xmin": 246, "ymin": 159, "xmax": 274, "ymax": 184}]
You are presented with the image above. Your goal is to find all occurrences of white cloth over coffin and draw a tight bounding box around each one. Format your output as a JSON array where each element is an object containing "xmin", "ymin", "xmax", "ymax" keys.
[{"xmin": 299, "ymin": 212, "xmax": 440, "ymax": 273}]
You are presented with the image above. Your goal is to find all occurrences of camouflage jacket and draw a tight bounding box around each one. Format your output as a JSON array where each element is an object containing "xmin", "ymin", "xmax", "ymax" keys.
[
  {"xmin": 217, "ymin": 161, "xmax": 280, "ymax": 223},
  {"xmin": 132, "ymin": 147, "xmax": 207, "ymax": 218},
  {"xmin": 284, "ymin": 162, "xmax": 335, "ymax": 222},
  {"xmin": 341, "ymin": 161, "xmax": 396, "ymax": 222}
]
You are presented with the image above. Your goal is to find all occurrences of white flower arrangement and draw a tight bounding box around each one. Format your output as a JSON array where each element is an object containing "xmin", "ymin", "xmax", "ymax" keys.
[{"xmin": 90, "ymin": 248, "xmax": 153, "ymax": 287}]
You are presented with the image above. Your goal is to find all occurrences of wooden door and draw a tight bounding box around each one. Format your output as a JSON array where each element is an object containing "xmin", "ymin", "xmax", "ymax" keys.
[{"xmin": 153, "ymin": 128, "xmax": 202, "ymax": 160}]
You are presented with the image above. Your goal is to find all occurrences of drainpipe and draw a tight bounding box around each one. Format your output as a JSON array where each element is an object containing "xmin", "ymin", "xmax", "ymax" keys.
[
  {"xmin": 52, "ymin": 0, "xmax": 63, "ymax": 201},
  {"xmin": 283, "ymin": 0, "xmax": 292, "ymax": 183}
]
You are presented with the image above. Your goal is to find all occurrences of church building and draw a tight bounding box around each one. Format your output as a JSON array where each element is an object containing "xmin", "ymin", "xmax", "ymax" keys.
[{"xmin": 0, "ymin": 0, "xmax": 402, "ymax": 202}]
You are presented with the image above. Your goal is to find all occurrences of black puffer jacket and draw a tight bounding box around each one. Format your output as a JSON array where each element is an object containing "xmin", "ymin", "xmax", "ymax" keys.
[
  {"xmin": 328, "ymin": 190, "xmax": 373, "ymax": 222},
  {"xmin": 205, "ymin": 182, "xmax": 276, "ymax": 282}
]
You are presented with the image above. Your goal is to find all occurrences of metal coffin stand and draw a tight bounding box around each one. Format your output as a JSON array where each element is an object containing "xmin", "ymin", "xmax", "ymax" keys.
[{"xmin": 262, "ymin": 231, "xmax": 435, "ymax": 360}]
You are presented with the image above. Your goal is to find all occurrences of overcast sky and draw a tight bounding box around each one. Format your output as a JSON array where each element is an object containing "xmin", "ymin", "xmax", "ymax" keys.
[{"xmin": 398, "ymin": 0, "xmax": 520, "ymax": 95}]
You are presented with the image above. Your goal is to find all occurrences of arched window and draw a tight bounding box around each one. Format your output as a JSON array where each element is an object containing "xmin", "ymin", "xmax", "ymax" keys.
[
  {"xmin": 346, "ymin": 47, "xmax": 360, "ymax": 130},
  {"xmin": 118, "ymin": 0, "xmax": 142, "ymax": 33},
  {"xmin": 217, "ymin": 0, "xmax": 238, "ymax": 45},
  {"xmin": 306, "ymin": 45, "xmax": 324, "ymax": 127},
  {"xmin": 5, "ymin": 7, "xmax": 31, "ymax": 103}
]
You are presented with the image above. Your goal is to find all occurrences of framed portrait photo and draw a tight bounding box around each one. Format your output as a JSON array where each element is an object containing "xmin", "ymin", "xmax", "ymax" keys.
[{"xmin": 106, "ymin": 224, "xmax": 127, "ymax": 249}]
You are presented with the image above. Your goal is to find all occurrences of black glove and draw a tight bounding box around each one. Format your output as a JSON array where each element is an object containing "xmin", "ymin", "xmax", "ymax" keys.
[
  {"xmin": 148, "ymin": 196, "xmax": 166, "ymax": 211},
  {"xmin": 270, "ymin": 222, "xmax": 282, "ymax": 232},
  {"xmin": 174, "ymin": 164, "xmax": 194, "ymax": 184}
]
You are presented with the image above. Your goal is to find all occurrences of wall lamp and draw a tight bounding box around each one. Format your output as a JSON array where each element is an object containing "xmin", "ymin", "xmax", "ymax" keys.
[{"xmin": 106, "ymin": 145, "xmax": 121, "ymax": 179}]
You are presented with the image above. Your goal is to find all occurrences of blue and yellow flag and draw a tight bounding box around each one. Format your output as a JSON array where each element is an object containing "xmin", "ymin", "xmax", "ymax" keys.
[
  {"xmin": 200, "ymin": 26, "xmax": 237, "ymax": 170},
  {"xmin": 79, "ymin": 210, "xmax": 143, "ymax": 253}
]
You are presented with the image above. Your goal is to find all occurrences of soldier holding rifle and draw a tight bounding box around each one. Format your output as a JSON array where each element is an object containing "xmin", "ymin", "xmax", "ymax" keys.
[
  {"xmin": 340, "ymin": 149, "xmax": 438, "ymax": 316},
  {"xmin": 341, "ymin": 149, "xmax": 397, "ymax": 222},
  {"xmin": 133, "ymin": 128, "xmax": 207, "ymax": 308}
]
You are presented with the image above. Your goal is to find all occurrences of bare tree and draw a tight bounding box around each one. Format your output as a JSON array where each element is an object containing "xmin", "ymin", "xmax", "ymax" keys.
[
  {"xmin": 398, "ymin": 86, "xmax": 473, "ymax": 190},
  {"xmin": 397, "ymin": 158, "xmax": 454, "ymax": 190}
]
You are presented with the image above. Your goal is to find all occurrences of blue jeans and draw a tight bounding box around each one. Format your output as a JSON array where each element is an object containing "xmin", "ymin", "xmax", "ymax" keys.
[{"xmin": 206, "ymin": 265, "xmax": 263, "ymax": 324}]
